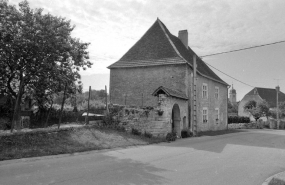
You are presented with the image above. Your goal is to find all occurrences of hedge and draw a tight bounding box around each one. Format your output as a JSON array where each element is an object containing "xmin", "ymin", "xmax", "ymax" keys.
[{"xmin": 228, "ymin": 116, "xmax": 250, "ymax": 124}]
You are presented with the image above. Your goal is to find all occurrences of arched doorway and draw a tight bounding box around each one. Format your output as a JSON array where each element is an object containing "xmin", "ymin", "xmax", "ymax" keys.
[{"xmin": 172, "ymin": 104, "xmax": 181, "ymax": 134}]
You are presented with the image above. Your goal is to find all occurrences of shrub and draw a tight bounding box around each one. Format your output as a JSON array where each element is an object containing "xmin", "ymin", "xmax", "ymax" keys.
[
  {"xmin": 131, "ymin": 128, "xmax": 141, "ymax": 135},
  {"xmin": 264, "ymin": 120, "xmax": 270, "ymax": 128},
  {"xmin": 256, "ymin": 119, "xmax": 264, "ymax": 129},
  {"xmin": 181, "ymin": 129, "xmax": 193, "ymax": 138},
  {"xmin": 144, "ymin": 131, "xmax": 152, "ymax": 138},
  {"xmin": 228, "ymin": 116, "xmax": 250, "ymax": 124},
  {"xmin": 30, "ymin": 108, "xmax": 81, "ymax": 128},
  {"xmin": 166, "ymin": 132, "xmax": 177, "ymax": 142},
  {"xmin": 115, "ymin": 125, "xmax": 126, "ymax": 132},
  {"xmin": 0, "ymin": 117, "xmax": 11, "ymax": 130}
]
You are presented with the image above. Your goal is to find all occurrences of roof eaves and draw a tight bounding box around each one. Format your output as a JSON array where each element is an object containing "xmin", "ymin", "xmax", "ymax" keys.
[
  {"xmin": 109, "ymin": 62, "xmax": 186, "ymax": 69},
  {"xmin": 152, "ymin": 86, "xmax": 188, "ymax": 100},
  {"xmin": 184, "ymin": 62, "xmax": 229, "ymax": 86}
]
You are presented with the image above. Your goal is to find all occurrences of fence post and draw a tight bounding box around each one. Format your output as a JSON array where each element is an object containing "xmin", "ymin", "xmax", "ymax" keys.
[
  {"xmin": 105, "ymin": 85, "xmax": 109, "ymax": 114},
  {"xmin": 86, "ymin": 86, "xmax": 91, "ymax": 125}
]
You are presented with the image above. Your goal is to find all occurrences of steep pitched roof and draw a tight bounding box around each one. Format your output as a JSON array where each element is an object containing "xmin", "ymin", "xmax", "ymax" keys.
[
  {"xmin": 246, "ymin": 87, "xmax": 285, "ymax": 107},
  {"xmin": 152, "ymin": 86, "xmax": 188, "ymax": 100},
  {"xmin": 108, "ymin": 18, "xmax": 227, "ymax": 85}
]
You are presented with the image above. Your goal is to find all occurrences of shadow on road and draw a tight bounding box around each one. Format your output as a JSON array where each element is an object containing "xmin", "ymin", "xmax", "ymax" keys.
[
  {"xmin": 162, "ymin": 129, "xmax": 285, "ymax": 153},
  {"xmin": 0, "ymin": 152, "xmax": 169, "ymax": 185},
  {"xmin": 198, "ymin": 129, "xmax": 247, "ymax": 136}
]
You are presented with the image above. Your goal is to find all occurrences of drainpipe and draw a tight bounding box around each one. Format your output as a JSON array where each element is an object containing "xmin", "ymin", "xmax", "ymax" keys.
[
  {"xmin": 227, "ymin": 85, "xmax": 230, "ymax": 130},
  {"xmin": 193, "ymin": 54, "xmax": 197, "ymax": 136}
]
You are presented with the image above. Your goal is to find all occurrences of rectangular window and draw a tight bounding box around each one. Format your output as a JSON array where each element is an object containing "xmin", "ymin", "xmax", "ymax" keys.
[
  {"xmin": 202, "ymin": 107, "xmax": 208, "ymax": 123},
  {"xmin": 215, "ymin": 87, "xmax": 219, "ymax": 99},
  {"xmin": 215, "ymin": 108, "xmax": 219, "ymax": 122},
  {"xmin": 202, "ymin": 83, "xmax": 208, "ymax": 99}
]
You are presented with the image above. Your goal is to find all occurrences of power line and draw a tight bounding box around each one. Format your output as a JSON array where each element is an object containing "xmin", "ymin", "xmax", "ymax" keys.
[
  {"xmin": 200, "ymin": 40, "xmax": 285, "ymax": 58},
  {"xmin": 204, "ymin": 61, "xmax": 255, "ymax": 88}
]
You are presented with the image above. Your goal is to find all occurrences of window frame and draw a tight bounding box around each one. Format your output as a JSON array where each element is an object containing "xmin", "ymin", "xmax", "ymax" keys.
[
  {"xmin": 202, "ymin": 107, "xmax": 208, "ymax": 123},
  {"xmin": 215, "ymin": 108, "xmax": 219, "ymax": 122},
  {"xmin": 215, "ymin": 86, "xmax": 219, "ymax": 99},
  {"xmin": 202, "ymin": 83, "xmax": 208, "ymax": 99}
]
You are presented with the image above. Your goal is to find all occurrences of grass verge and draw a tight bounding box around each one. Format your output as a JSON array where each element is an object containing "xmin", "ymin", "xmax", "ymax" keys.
[{"xmin": 0, "ymin": 125, "xmax": 165, "ymax": 161}]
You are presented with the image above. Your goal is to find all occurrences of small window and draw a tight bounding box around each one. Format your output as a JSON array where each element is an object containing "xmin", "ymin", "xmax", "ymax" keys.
[
  {"xmin": 202, "ymin": 83, "xmax": 208, "ymax": 99},
  {"xmin": 202, "ymin": 107, "xmax": 208, "ymax": 123},
  {"xmin": 215, "ymin": 108, "xmax": 219, "ymax": 122},
  {"xmin": 215, "ymin": 87, "xmax": 219, "ymax": 99}
]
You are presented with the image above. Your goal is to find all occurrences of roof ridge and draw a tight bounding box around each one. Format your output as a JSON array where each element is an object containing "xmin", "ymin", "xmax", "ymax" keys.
[
  {"xmin": 156, "ymin": 19, "xmax": 186, "ymax": 64},
  {"xmin": 158, "ymin": 21, "xmax": 228, "ymax": 86},
  {"xmin": 256, "ymin": 87, "xmax": 276, "ymax": 90}
]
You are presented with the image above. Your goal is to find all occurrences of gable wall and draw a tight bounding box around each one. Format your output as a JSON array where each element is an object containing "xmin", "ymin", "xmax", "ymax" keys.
[
  {"xmin": 109, "ymin": 64, "xmax": 187, "ymax": 107},
  {"xmin": 238, "ymin": 94, "xmax": 263, "ymax": 119},
  {"xmin": 195, "ymin": 74, "xmax": 228, "ymax": 132}
]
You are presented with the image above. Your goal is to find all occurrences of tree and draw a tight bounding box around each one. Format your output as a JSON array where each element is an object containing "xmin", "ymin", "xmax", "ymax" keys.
[
  {"xmin": 269, "ymin": 101, "xmax": 285, "ymax": 119},
  {"xmin": 228, "ymin": 101, "xmax": 238, "ymax": 113},
  {"xmin": 244, "ymin": 100, "xmax": 270, "ymax": 121},
  {"xmin": 258, "ymin": 100, "xmax": 270, "ymax": 119},
  {"xmin": 0, "ymin": 0, "xmax": 92, "ymax": 131}
]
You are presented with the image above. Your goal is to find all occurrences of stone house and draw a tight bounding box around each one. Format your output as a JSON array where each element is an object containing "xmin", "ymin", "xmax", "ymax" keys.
[
  {"xmin": 108, "ymin": 18, "xmax": 229, "ymax": 135},
  {"xmin": 238, "ymin": 87, "xmax": 285, "ymax": 120}
]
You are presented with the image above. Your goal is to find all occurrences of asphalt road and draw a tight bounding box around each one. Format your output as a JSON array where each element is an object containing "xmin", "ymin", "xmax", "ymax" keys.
[{"xmin": 1, "ymin": 129, "xmax": 285, "ymax": 185}]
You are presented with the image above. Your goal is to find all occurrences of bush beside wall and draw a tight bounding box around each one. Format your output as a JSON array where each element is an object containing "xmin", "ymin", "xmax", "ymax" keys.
[{"xmin": 228, "ymin": 116, "xmax": 250, "ymax": 124}]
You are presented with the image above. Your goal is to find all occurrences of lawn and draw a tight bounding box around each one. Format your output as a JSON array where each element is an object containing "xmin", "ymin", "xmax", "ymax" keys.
[{"xmin": 0, "ymin": 125, "xmax": 164, "ymax": 161}]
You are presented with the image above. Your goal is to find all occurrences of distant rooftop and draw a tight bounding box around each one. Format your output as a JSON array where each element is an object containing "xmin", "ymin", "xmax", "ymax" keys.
[{"xmin": 246, "ymin": 87, "xmax": 285, "ymax": 107}]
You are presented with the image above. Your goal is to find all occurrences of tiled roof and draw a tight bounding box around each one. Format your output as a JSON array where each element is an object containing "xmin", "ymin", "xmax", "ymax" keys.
[
  {"xmin": 152, "ymin": 86, "xmax": 188, "ymax": 100},
  {"xmin": 246, "ymin": 87, "xmax": 285, "ymax": 107},
  {"xmin": 108, "ymin": 18, "xmax": 227, "ymax": 85}
]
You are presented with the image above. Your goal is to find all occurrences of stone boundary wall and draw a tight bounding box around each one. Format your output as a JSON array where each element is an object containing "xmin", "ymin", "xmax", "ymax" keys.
[{"xmin": 119, "ymin": 107, "xmax": 171, "ymax": 137}]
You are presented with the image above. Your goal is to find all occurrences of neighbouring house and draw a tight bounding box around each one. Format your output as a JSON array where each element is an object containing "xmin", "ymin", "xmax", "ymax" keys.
[
  {"xmin": 238, "ymin": 87, "xmax": 285, "ymax": 120},
  {"xmin": 108, "ymin": 18, "xmax": 229, "ymax": 135}
]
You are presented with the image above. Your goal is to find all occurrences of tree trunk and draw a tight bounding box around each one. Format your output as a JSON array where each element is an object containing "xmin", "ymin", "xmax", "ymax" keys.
[
  {"xmin": 45, "ymin": 100, "xmax": 53, "ymax": 127},
  {"xmin": 58, "ymin": 83, "xmax": 67, "ymax": 129},
  {"xmin": 11, "ymin": 76, "xmax": 24, "ymax": 132}
]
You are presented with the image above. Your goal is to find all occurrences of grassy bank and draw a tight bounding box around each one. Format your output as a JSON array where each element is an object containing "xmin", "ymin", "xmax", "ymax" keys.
[{"xmin": 0, "ymin": 125, "xmax": 164, "ymax": 161}]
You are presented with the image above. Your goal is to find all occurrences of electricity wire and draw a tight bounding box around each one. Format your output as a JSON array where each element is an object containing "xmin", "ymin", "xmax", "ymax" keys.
[{"xmin": 200, "ymin": 40, "xmax": 285, "ymax": 58}]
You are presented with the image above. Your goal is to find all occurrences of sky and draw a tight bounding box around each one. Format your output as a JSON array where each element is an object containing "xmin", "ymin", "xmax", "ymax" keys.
[{"xmin": 8, "ymin": 0, "xmax": 285, "ymax": 101}]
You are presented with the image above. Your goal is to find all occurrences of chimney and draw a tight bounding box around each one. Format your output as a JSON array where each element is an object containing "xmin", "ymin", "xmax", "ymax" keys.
[{"xmin": 178, "ymin": 30, "xmax": 188, "ymax": 48}]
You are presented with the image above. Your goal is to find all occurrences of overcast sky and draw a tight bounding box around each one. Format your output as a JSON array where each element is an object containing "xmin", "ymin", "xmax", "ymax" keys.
[{"xmin": 9, "ymin": 0, "xmax": 285, "ymax": 100}]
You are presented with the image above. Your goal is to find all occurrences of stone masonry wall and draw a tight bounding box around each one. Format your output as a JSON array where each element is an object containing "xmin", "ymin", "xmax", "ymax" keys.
[
  {"xmin": 195, "ymin": 75, "xmax": 228, "ymax": 132},
  {"xmin": 119, "ymin": 95, "xmax": 188, "ymax": 137},
  {"xmin": 109, "ymin": 64, "xmax": 187, "ymax": 107},
  {"xmin": 120, "ymin": 108, "xmax": 169, "ymax": 137},
  {"xmin": 158, "ymin": 95, "xmax": 188, "ymax": 136}
]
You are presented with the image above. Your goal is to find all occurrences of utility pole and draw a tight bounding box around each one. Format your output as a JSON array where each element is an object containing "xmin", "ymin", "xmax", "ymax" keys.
[
  {"xmin": 276, "ymin": 85, "xmax": 280, "ymax": 129},
  {"xmin": 193, "ymin": 54, "xmax": 198, "ymax": 136}
]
